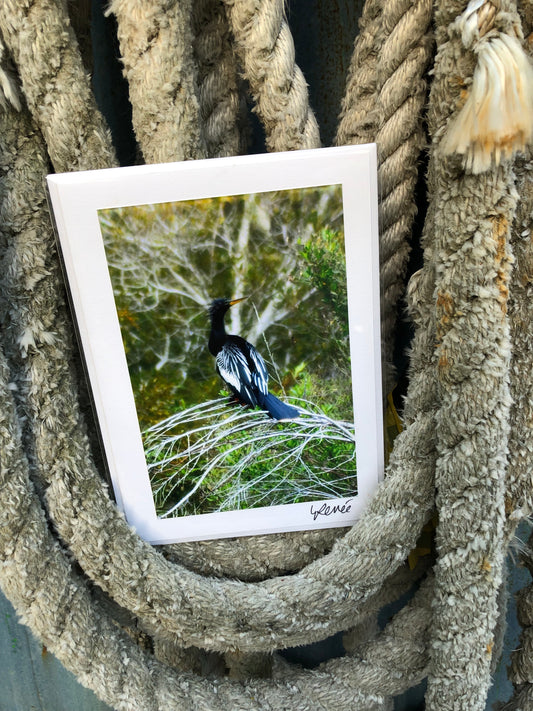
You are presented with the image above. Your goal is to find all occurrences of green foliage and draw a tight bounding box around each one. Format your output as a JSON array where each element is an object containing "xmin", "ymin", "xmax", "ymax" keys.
[
  {"xmin": 296, "ymin": 228, "xmax": 352, "ymax": 419},
  {"xmin": 300, "ymin": 228, "xmax": 349, "ymax": 338}
]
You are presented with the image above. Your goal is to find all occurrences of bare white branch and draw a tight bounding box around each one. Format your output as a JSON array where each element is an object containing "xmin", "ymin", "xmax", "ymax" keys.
[{"xmin": 143, "ymin": 397, "xmax": 357, "ymax": 518}]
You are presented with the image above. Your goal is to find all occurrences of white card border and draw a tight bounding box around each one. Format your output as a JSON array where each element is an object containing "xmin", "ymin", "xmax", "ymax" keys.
[{"xmin": 47, "ymin": 145, "xmax": 383, "ymax": 544}]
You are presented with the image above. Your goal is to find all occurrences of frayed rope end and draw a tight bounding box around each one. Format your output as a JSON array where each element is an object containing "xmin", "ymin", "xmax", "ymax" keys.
[{"xmin": 441, "ymin": 33, "xmax": 533, "ymax": 174}]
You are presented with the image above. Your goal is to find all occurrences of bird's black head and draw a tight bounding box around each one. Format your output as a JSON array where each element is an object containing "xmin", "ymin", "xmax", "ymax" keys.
[
  {"xmin": 208, "ymin": 298, "xmax": 230, "ymax": 320},
  {"xmin": 208, "ymin": 297, "xmax": 246, "ymax": 323}
]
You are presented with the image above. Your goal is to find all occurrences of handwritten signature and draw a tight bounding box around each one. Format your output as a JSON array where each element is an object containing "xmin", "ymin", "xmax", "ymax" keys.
[{"xmin": 310, "ymin": 499, "xmax": 353, "ymax": 522}]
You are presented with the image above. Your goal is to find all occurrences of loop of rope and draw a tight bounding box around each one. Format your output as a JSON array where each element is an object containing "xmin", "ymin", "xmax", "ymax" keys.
[
  {"xmin": 0, "ymin": 77, "xmax": 435, "ymax": 656},
  {"xmin": 0, "ymin": 4, "xmax": 438, "ymax": 661}
]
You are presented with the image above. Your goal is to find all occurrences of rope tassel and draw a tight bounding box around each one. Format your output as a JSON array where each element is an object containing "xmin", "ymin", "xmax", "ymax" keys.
[{"xmin": 441, "ymin": 1, "xmax": 533, "ymax": 173}]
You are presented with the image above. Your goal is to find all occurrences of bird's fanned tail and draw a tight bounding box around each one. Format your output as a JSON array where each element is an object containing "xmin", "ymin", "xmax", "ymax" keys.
[{"xmin": 259, "ymin": 392, "xmax": 300, "ymax": 420}]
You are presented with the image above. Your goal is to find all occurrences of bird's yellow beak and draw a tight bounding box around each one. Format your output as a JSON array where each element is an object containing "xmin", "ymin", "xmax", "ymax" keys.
[{"xmin": 229, "ymin": 297, "xmax": 247, "ymax": 306}]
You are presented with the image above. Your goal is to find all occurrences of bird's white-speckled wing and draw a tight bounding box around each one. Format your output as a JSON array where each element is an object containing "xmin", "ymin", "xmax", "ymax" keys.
[
  {"xmin": 216, "ymin": 342, "xmax": 257, "ymax": 405},
  {"xmin": 247, "ymin": 344, "xmax": 269, "ymax": 395}
]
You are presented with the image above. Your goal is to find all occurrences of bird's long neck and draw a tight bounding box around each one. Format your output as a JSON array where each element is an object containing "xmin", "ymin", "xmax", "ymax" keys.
[{"xmin": 208, "ymin": 312, "xmax": 228, "ymax": 356}]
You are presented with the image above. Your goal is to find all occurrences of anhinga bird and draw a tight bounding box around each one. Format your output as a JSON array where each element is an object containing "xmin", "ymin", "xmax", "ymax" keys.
[{"xmin": 208, "ymin": 297, "xmax": 299, "ymax": 420}]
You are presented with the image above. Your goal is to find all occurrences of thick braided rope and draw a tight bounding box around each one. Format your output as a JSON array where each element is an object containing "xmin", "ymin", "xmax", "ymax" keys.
[
  {"xmin": 503, "ymin": 683, "xmax": 533, "ymax": 710},
  {"xmin": 0, "ymin": 68, "xmax": 438, "ymax": 657},
  {"xmin": 156, "ymin": 550, "xmax": 433, "ymax": 682},
  {"xmin": 109, "ymin": 0, "xmax": 208, "ymax": 163},
  {"xmin": 337, "ymin": 0, "xmax": 433, "ymax": 391},
  {"xmin": 374, "ymin": 0, "xmax": 433, "ymax": 389},
  {"xmin": 336, "ymin": 0, "xmax": 383, "ymax": 147},
  {"xmin": 497, "ymin": 132, "xmax": 533, "ymax": 710},
  {"xmin": 162, "ymin": 526, "xmax": 345, "ymax": 581},
  {"xmin": 0, "ymin": 0, "xmax": 115, "ymax": 171},
  {"xmin": 192, "ymin": 0, "xmax": 249, "ymax": 158},
  {"xmin": 423, "ymin": 2, "xmax": 519, "ymax": 709},
  {"xmin": 221, "ymin": 0, "xmax": 321, "ymax": 151},
  {"xmin": 149, "ymin": 552, "xmax": 433, "ymax": 685}
]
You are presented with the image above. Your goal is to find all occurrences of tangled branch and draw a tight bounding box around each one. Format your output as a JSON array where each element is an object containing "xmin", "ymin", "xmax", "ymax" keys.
[{"xmin": 144, "ymin": 397, "xmax": 357, "ymax": 517}]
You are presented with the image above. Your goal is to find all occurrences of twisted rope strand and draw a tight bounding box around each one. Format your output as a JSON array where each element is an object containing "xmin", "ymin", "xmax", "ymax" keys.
[
  {"xmin": 192, "ymin": 0, "xmax": 249, "ymax": 158},
  {"xmin": 424, "ymin": 2, "xmax": 519, "ymax": 708},
  {"xmin": 222, "ymin": 0, "xmax": 321, "ymax": 151},
  {"xmin": 0, "ymin": 0, "xmax": 116, "ymax": 171},
  {"xmin": 162, "ymin": 527, "xmax": 345, "ymax": 581},
  {"xmin": 337, "ymin": 0, "xmax": 433, "ymax": 392},
  {"xmin": 374, "ymin": 0, "xmax": 432, "ymax": 392},
  {"xmin": 109, "ymin": 0, "xmax": 207, "ymax": 163},
  {"xmin": 336, "ymin": 0, "xmax": 383, "ymax": 147}
]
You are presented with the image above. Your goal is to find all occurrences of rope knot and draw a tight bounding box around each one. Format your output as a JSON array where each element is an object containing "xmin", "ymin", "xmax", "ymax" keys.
[{"xmin": 441, "ymin": 0, "xmax": 533, "ymax": 173}]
